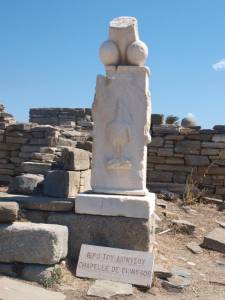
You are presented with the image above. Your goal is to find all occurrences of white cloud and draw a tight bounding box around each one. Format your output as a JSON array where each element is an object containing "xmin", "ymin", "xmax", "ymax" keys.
[{"xmin": 212, "ymin": 58, "xmax": 225, "ymax": 71}]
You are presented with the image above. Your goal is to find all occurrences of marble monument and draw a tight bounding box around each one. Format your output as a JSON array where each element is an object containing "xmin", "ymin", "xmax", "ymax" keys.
[{"xmin": 75, "ymin": 16, "xmax": 155, "ymax": 220}]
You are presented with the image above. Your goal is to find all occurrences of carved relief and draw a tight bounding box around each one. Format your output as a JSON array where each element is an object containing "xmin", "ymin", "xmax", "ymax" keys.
[{"xmin": 105, "ymin": 101, "xmax": 132, "ymax": 170}]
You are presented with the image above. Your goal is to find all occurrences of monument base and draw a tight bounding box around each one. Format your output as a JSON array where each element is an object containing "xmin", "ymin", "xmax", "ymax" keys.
[
  {"xmin": 75, "ymin": 192, "xmax": 156, "ymax": 219},
  {"xmin": 48, "ymin": 212, "xmax": 155, "ymax": 259}
]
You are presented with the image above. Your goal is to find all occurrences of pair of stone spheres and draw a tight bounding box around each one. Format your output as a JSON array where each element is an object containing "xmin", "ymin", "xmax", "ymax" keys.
[{"xmin": 99, "ymin": 16, "xmax": 148, "ymax": 66}]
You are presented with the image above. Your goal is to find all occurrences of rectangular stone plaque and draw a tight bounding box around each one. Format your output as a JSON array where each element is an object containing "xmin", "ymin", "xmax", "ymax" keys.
[{"xmin": 76, "ymin": 244, "xmax": 154, "ymax": 287}]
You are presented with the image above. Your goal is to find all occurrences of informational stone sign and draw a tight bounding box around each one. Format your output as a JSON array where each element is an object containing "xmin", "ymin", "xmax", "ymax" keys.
[{"xmin": 76, "ymin": 244, "xmax": 154, "ymax": 287}]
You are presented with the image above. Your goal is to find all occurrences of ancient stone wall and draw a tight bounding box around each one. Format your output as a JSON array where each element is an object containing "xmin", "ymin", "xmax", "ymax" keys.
[
  {"xmin": 2, "ymin": 105, "xmax": 225, "ymax": 198},
  {"xmin": 29, "ymin": 108, "xmax": 92, "ymax": 128},
  {"xmin": 147, "ymin": 123, "xmax": 225, "ymax": 199},
  {"xmin": 0, "ymin": 106, "xmax": 92, "ymax": 184}
]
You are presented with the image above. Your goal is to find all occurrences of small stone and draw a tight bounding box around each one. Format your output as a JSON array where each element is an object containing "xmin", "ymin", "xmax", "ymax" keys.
[
  {"xmin": 154, "ymin": 264, "xmax": 172, "ymax": 280},
  {"xmin": 216, "ymin": 220, "xmax": 225, "ymax": 228},
  {"xmin": 0, "ymin": 202, "xmax": 19, "ymax": 223},
  {"xmin": 171, "ymin": 267, "xmax": 192, "ymax": 278},
  {"xmin": 161, "ymin": 275, "xmax": 191, "ymax": 293},
  {"xmin": 9, "ymin": 174, "xmax": 44, "ymax": 195},
  {"xmin": 87, "ymin": 280, "xmax": 133, "ymax": 299},
  {"xmin": 202, "ymin": 228, "xmax": 225, "ymax": 253},
  {"xmin": 171, "ymin": 219, "xmax": 196, "ymax": 234},
  {"xmin": 186, "ymin": 241, "xmax": 203, "ymax": 254},
  {"xmin": 21, "ymin": 264, "xmax": 61, "ymax": 284}
]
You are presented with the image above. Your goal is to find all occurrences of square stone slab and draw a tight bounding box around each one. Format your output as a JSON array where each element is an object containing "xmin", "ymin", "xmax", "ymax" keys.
[{"xmin": 75, "ymin": 192, "xmax": 155, "ymax": 219}]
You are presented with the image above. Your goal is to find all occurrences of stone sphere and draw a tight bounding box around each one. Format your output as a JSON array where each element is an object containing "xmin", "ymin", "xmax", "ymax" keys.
[
  {"xmin": 126, "ymin": 40, "xmax": 148, "ymax": 66},
  {"xmin": 99, "ymin": 40, "xmax": 120, "ymax": 66}
]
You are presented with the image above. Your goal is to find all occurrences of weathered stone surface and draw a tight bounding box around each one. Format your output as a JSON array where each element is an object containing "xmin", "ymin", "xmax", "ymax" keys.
[
  {"xmin": 48, "ymin": 213, "xmax": 153, "ymax": 260},
  {"xmin": 213, "ymin": 125, "xmax": 225, "ymax": 133},
  {"xmin": 149, "ymin": 182, "xmax": 186, "ymax": 193},
  {"xmin": 61, "ymin": 147, "xmax": 90, "ymax": 171},
  {"xmin": 91, "ymin": 64, "xmax": 151, "ymax": 195},
  {"xmin": 0, "ymin": 193, "xmax": 73, "ymax": 212},
  {"xmin": 75, "ymin": 192, "xmax": 155, "ymax": 219},
  {"xmin": 155, "ymin": 164, "xmax": 192, "ymax": 172},
  {"xmin": 150, "ymin": 170, "xmax": 173, "ymax": 182},
  {"xmin": 0, "ymin": 222, "xmax": 68, "ymax": 264},
  {"xmin": 0, "ymin": 263, "xmax": 17, "ymax": 277},
  {"xmin": 21, "ymin": 264, "xmax": 61, "ymax": 284},
  {"xmin": 87, "ymin": 280, "xmax": 133, "ymax": 299},
  {"xmin": 22, "ymin": 162, "xmax": 52, "ymax": 174},
  {"xmin": 79, "ymin": 169, "xmax": 91, "ymax": 192},
  {"xmin": 165, "ymin": 157, "xmax": 184, "ymax": 165},
  {"xmin": 151, "ymin": 113, "xmax": 164, "ymax": 125},
  {"xmin": 202, "ymin": 142, "xmax": 225, "ymax": 149},
  {"xmin": 171, "ymin": 219, "xmax": 196, "ymax": 234},
  {"xmin": 9, "ymin": 174, "xmax": 44, "ymax": 195},
  {"xmin": 154, "ymin": 264, "xmax": 172, "ymax": 280},
  {"xmin": 212, "ymin": 134, "xmax": 225, "ymax": 142},
  {"xmin": 161, "ymin": 275, "xmax": 191, "ymax": 293},
  {"xmin": 158, "ymin": 148, "xmax": 173, "ymax": 157},
  {"xmin": 149, "ymin": 137, "xmax": 164, "ymax": 147},
  {"xmin": 202, "ymin": 228, "xmax": 225, "ymax": 253},
  {"xmin": 186, "ymin": 241, "xmax": 203, "ymax": 254},
  {"xmin": 0, "ymin": 202, "xmax": 19, "ymax": 223},
  {"xmin": 0, "ymin": 276, "xmax": 66, "ymax": 300},
  {"xmin": 44, "ymin": 170, "xmax": 80, "ymax": 198},
  {"xmin": 185, "ymin": 155, "xmax": 209, "ymax": 166},
  {"xmin": 152, "ymin": 124, "xmax": 180, "ymax": 134},
  {"xmin": 20, "ymin": 209, "xmax": 48, "ymax": 223},
  {"xmin": 175, "ymin": 140, "xmax": 200, "ymax": 154}
]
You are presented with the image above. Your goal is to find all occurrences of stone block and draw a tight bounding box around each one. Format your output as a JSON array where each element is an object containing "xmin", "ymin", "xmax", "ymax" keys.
[
  {"xmin": 44, "ymin": 170, "xmax": 80, "ymax": 198},
  {"xmin": 202, "ymin": 142, "xmax": 225, "ymax": 149},
  {"xmin": 165, "ymin": 134, "xmax": 184, "ymax": 140},
  {"xmin": 201, "ymin": 148, "xmax": 220, "ymax": 155},
  {"xmin": 79, "ymin": 169, "xmax": 91, "ymax": 192},
  {"xmin": 212, "ymin": 134, "xmax": 225, "ymax": 142},
  {"xmin": 22, "ymin": 162, "xmax": 52, "ymax": 174},
  {"xmin": 155, "ymin": 164, "xmax": 192, "ymax": 172},
  {"xmin": 147, "ymin": 156, "xmax": 165, "ymax": 164},
  {"xmin": 75, "ymin": 192, "xmax": 155, "ymax": 219},
  {"xmin": 165, "ymin": 157, "xmax": 184, "ymax": 165},
  {"xmin": 202, "ymin": 228, "xmax": 225, "ymax": 253},
  {"xmin": 152, "ymin": 125, "xmax": 180, "ymax": 135},
  {"xmin": 61, "ymin": 148, "xmax": 90, "ymax": 171},
  {"xmin": 9, "ymin": 174, "xmax": 44, "ymax": 195},
  {"xmin": 149, "ymin": 170, "xmax": 173, "ymax": 182},
  {"xmin": 148, "ymin": 182, "xmax": 185, "ymax": 193},
  {"xmin": 213, "ymin": 125, "xmax": 225, "ymax": 133},
  {"xmin": 21, "ymin": 264, "xmax": 60, "ymax": 284},
  {"xmin": 149, "ymin": 137, "xmax": 164, "ymax": 147},
  {"xmin": 0, "ymin": 263, "xmax": 17, "ymax": 277},
  {"xmin": 184, "ymin": 155, "xmax": 210, "ymax": 166},
  {"xmin": 57, "ymin": 137, "xmax": 76, "ymax": 147},
  {"xmin": 0, "ymin": 222, "xmax": 68, "ymax": 264},
  {"xmin": 158, "ymin": 148, "xmax": 173, "ymax": 157},
  {"xmin": 216, "ymin": 186, "xmax": 225, "ymax": 195},
  {"xmin": 0, "ymin": 202, "xmax": 19, "ymax": 223},
  {"xmin": 151, "ymin": 113, "xmax": 164, "ymax": 125},
  {"xmin": 48, "ymin": 212, "xmax": 154, "ymax": 260},
  {"xmin": 175, "ymin": 140, "xmax": 200, "ymax": 154},
  {"xmin": 6, "ymin": 136, "xmax": 28, "ymax": 144}
]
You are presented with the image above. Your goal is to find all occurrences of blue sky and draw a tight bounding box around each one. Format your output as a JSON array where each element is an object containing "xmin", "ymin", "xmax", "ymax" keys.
[{"xmin": 0, "ymin": 0, "xmax": 225, "ymax": 128}]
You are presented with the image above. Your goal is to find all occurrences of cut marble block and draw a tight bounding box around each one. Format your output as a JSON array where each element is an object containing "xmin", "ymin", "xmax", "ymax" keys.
[
  {"xmin": 75, "ymin": 192, "xmax": 155, "ymax": 219},
  {"xmin": 48, "ymin": 212, "xmax": 155, "ymax": 260},
  {"xmin": 91, "ymin": 66, "xmax": 151, "ymax": 196}
]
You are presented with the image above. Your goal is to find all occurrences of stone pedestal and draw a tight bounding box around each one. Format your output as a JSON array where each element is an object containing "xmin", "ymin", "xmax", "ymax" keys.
[
  {"xmin": 74, "ymin": 16, "xmax": 155, "ymax": 255},
  {"xmin": 75, "ymin": 192, "xmax": 155, "ymax": 219}
]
